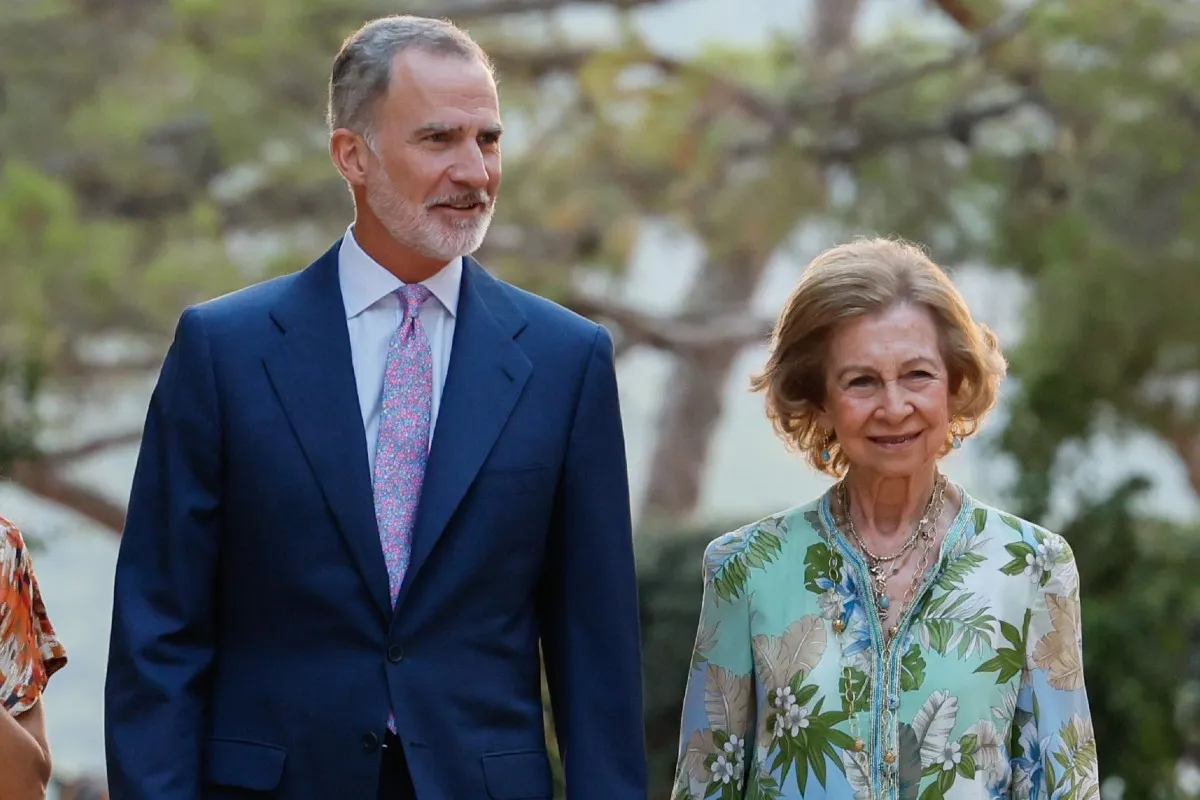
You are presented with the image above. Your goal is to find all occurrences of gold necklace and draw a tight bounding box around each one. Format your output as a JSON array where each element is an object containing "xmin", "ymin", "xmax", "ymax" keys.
[{"xmin": 837, "ymin": 475, "xmax": 947, "ymax": 626}]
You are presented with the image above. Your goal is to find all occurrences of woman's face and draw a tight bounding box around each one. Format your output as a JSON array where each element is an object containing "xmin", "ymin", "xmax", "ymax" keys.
[{"xmin": 818, "ymin": 303, "xmax": 954, "ymax": 480}]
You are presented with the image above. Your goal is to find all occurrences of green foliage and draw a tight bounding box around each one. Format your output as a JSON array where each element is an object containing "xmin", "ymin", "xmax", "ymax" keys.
[
  {"xmin": 635, "ymin": 524, "xmax": 742, "ymax": 798},
  {"xmin": 982, "ymin": 2, "xmax": 1200, "ymax": 516},
  {"xmin": 1062, "ymin": 477, "xmax": 1200, "ymax": 795}
]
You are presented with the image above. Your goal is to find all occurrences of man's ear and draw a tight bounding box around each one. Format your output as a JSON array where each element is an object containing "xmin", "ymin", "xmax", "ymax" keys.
[{"xmin": 329, "ymin": 129, "xmax": 371, "ymax": 187}]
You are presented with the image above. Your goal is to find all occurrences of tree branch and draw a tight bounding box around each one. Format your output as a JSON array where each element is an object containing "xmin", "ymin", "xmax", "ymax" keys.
[
  {"xmin": 5, "ymin": 463, "xmax": 126, "ymax": 534},
  {"xmin": 40, "ymin": 431, "xmax": 143, "ymax": 468},
  {"xmin": 55, "ymin": 353, "xmax": 164, "ymax": 381},
  {"xmin": 789, "ymin": 1, "xmax": 1041, "ymax": 115},
  {"xmin": 491, "ymin": 44, "xmax": 786, "ymax": 126},
  {"xmin": 1166, "ymin": 424, "xmax": 1200, "ymax": 499},
  {"xmin": 564, "ymin": 291, "xmax": 774, "ymax": 353},
  {"xmin": 0, "ymin": 430, "xmax": 143, "ymax": 534},
  {"xmin": 809, "ymin": 92, "xmax": 1033, "ymax": 161},
  {"xmin": 432, "ymin": 0, "xmax": 673, "ymax": 18},
  {"xmin": 929, "ymin": 0, "xmax": 1046, "ymax": 87},
  {"xmin": 728, "ymin": 89, "xmax": 1033, "ymax": 162}
]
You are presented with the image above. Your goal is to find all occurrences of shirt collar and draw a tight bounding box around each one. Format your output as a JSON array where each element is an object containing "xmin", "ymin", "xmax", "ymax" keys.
[{"xmin": 338, "ymin": 225, "xmax": 462, "ymax": 320}]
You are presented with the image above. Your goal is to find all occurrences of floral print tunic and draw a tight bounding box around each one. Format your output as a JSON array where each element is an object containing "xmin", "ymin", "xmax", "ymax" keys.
[
  {"xmin": 672, "ymin": 484, "xmax": 1098, "ymax": 800},
  {"xmin": 0, "ymin": 516, "xmax": 67, "ymax": 715}
]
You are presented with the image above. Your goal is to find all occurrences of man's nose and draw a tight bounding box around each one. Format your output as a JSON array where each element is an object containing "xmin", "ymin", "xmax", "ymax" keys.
[{"xmin": 449, "ymin": 143, "xmax": 491, "ymax": 188}]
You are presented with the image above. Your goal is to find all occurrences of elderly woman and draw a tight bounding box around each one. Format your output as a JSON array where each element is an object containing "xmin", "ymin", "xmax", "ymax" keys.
[
  {"xmin": 671, "ymin": 238, "xmax": 1096, "ymax": 800},
  {"xmin": 0, "ymin": 515, "xmax": 67, "ymax": 799}
]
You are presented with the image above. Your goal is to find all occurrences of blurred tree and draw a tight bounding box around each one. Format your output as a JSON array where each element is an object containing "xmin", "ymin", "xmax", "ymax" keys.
[
  {"xmin": 0, "ymin": 0, "xmax": 1053, "ymax": 531},
  {"xmin": 3, "ymin": 0, "xmax": 1200, "ymax": 792}
]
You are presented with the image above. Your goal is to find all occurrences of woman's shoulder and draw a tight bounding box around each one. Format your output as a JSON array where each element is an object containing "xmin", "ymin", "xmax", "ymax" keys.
[
  {"xmin": 700, "ymin": 497, "xmax": 827, "ymax": 583},
  {"xmin": 967, "ymin": 495, "xmax": 1072, "ymax": 550},
  {"xmin": 0, "ymin": 514, "xmax": 67, "ymax": 714},
  {"xmin": 958, "ymin": 493, "xmax": 1079, "ymax": 596}
]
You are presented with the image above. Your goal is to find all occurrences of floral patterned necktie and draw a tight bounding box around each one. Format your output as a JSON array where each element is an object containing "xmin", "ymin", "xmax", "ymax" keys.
[
  {"xmin": 373, "ymin": 284, "xmax": 433, "ymax": 734},
  {"xmin": 373, "ymin": 283, "xmax": 434, "ymax": 606}
]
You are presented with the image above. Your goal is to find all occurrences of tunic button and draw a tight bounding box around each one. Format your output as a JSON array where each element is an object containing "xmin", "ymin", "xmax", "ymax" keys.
[
  {"xmin": 853, "ymin": 738, "xmax": 865, "ymax": 751},
  {"xmin": 883, "ymin": 749, "xmax": 897, "ymax": 764},
  {"xmin": 832, "ymin": 619, "xmax": 846, "ymax": 634}
]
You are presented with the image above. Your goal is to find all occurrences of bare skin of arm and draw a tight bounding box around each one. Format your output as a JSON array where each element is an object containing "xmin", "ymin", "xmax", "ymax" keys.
[{"xmin": 0, "ymin": 699, "xmax": 52, "ymax": 800}]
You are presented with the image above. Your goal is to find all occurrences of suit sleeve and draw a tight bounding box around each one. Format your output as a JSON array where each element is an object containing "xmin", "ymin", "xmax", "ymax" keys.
[
  {"xmin": 538, "ymin": 324, "xmax": 648, "ymax": 799},
  {"xmin": 105, "ymin": 307, "xmax": 222, "ymax": 800}
]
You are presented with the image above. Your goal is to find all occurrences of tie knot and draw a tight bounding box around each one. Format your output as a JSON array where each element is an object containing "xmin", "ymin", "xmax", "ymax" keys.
[{"xmin": 398, "ymin": 284, "xmax": 433, "ymax": 318}]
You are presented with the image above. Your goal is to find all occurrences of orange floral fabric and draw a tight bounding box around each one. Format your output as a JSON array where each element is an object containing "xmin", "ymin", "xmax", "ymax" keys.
[{"xmin": 0, "ymin": 516, "xmax": 67, "ymax": 715}]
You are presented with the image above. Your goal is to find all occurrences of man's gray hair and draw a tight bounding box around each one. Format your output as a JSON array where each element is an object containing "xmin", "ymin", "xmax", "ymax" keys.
[{"xmin": 327, "ymin": 15, "xmax": 493, "ymax": 143}]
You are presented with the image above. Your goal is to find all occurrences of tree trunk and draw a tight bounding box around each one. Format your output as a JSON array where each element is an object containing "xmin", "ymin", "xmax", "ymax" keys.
[
  {"xmin": 7, "ymin": 461, "xmax": 127, "ymax": 533},
  {"xmin": 1168, "ymin": 425, "xmax": 1200, "ymax": 499},
  {"xmin": 811, "ymin": 0, "xmax": 861, "ymax": 60},
  {"xmin": 637, "ymin": 253, "xmax": 770, "ymax": 528},
  {"xmin": 636, "ymin": 0, "xmax": 862, "ymax": 529}
]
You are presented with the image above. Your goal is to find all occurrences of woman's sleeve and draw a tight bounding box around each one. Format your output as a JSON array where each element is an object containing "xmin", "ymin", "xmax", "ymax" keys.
[
  {"xmin": 1009, "ymin": 534, "xmax": 1098, "ymax": 799},
  {"xmin": 671, "ymin": 531, "xmax": 756, "ymax": 800},
  {"xmin": 0, "ymin": 520, "xmax": 68, "ymax": 716}
]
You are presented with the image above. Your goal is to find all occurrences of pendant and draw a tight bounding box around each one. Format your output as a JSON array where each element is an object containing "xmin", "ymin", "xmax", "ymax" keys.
[{"xmin": 870, "ymin": 563, "xmax": 890, "ymax": 620}]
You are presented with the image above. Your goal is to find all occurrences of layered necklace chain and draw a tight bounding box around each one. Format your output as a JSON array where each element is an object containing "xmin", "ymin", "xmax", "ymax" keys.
[
  {"xmin": 830, "ymin": 473, "xmax": 949, "ymax": 797},
  {"xmin": 837, "ymin": 474, "xmax": 947, "ymax": 632}
]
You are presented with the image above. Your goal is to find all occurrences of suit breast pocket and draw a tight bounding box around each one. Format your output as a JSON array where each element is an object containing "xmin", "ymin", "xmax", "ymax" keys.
[{"xmin": 474, "ymin": 464, "xmax": 552, "ymax": 497}]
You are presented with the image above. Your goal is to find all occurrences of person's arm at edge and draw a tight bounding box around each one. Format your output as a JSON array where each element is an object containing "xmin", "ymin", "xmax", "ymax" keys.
[
  {"xmin": 0, "ymin": 694, "xmax": 52, "ymax": 799},
  {"xmin": 538, "ymin": 324, "xmax": 648, "ymax": 799},
  {"xmin": 104, "ymin": 306, "xmax": 222, "ymax": 800}
]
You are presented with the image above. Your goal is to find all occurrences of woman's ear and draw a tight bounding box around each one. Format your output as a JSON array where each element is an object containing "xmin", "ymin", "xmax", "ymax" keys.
[{"xmin": 814, "ymin": 402, "xmax": 831, "ymax": 432}]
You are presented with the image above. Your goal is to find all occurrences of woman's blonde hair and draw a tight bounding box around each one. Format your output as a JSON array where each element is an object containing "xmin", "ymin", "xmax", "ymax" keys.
[{"xmin": 750, "ymin": 236, "xmax": 1008, "ymax": 477}]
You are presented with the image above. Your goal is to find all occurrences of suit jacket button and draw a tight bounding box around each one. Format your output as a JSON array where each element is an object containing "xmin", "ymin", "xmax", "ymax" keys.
[
  {"xmin": 387, "ymin": 644, "xmax": 404, "ymax": 663},
  {"xmin": 362, "ymin": 732, "xmax": 380, "ymax": 752}
]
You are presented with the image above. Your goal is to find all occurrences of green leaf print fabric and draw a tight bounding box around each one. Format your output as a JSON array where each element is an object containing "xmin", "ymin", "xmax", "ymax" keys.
[{"xmin": 671, "ymin": 484, "xmax": 1098, "ymax": 800}]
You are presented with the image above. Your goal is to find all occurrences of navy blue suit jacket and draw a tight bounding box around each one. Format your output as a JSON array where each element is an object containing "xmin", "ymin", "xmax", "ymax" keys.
[{"xmin": 104, "ymin": 242, "xmax": 648, "ymax": 799}]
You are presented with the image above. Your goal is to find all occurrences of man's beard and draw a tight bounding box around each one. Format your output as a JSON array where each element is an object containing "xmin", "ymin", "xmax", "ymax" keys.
[{"xmin": 365, "ymin": 171, "xmax": 495, "ymax": 263}]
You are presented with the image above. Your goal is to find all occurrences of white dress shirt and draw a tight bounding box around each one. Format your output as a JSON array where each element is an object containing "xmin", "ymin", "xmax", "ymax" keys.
[{"xmin": 338, "ymin": 226, "xmax": 462, "ymax": 474}]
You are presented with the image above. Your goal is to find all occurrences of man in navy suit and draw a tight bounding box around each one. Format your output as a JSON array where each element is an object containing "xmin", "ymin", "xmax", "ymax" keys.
[{"xmin": 104, "ymin": 15, "xmax": 647, "ymax": 799}]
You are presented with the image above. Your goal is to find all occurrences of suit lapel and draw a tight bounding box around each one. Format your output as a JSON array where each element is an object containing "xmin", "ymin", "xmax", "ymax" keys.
[
  {"xmin": 394, "ymin": 258, "xmax": 530, "ymax": 612},
  {"xmin": 262, "ymin": 242, "xmax": 393, "ymax": 621}
]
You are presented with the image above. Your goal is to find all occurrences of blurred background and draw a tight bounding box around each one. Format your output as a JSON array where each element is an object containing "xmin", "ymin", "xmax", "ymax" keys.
[{"xmin": 2, "ymin": 0, "xmax": 1199, "ymax": 797}]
